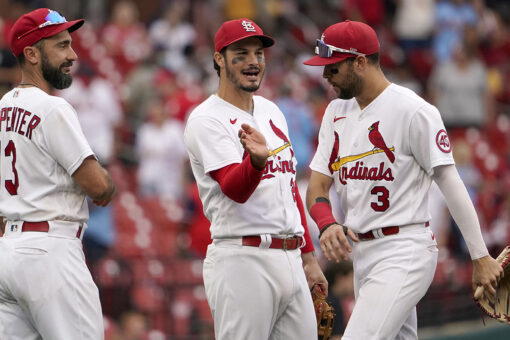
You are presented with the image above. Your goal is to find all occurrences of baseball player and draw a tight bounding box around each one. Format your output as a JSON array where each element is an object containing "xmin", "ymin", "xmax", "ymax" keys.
[
  {"xmin": 303, "ymin": 20, "xmax": 503, "ymax": 339},
  {"xmin": 0, "ymin": 8, "xmax": 115, "ymax": 340},
  {"xmin": 184, "ymin": 19, "xmax": 326, "ymax": 339}
]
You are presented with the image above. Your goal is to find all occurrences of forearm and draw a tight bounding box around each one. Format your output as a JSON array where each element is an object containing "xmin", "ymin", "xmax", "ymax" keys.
[
  {"xmin": 0, "ymin": 217, "xmax": 5, "ymax": 234},
  {"xmin": 209, "ymin": 155, "xmax": 263, "ymax": 203},
  {"xmin": 433, "ymin": 165, "xmax": 488, "ymax": 259}
]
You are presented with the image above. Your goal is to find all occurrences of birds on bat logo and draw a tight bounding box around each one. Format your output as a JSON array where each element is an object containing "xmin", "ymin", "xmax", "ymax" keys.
[
  {"xmin": 368, "ymin": 121, "xmax": 395, "ymax": 163},
  {"xmin": 327, "ymin": 121, "xmax": 396, "ymax": 185}
]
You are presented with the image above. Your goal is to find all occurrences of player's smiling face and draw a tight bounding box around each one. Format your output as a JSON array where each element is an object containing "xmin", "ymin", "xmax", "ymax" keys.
[
  {"xmin": 38, "ymin": 30, "xmax": 78, "ymax": 90},
  {"xmin": 223, "ymin": 37, "xmax": 265, "ymax": 92},
  {"xmin": 323, "ymin": 58, "xmax": 363, "ymax": 100}
]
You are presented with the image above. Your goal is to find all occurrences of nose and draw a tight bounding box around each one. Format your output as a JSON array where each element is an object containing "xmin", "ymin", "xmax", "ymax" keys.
[
  {"xmin": 246, "ymin": 51, "xmax": 260, "ymax": 66},
  {"xmin": 67, "ymin": 46, "xmax": 78, "ymax": 61}
]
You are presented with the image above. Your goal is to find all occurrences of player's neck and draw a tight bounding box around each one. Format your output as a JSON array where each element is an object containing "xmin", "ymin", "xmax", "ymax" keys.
[
  {"xmin": 356, "ymin": 72, "xmax": 391, "ymax": 110},
  {"xmin": 217, "ymin": 82, "xmax": 254, "ymax": 114},
  {"xmin": 19, "ymin": 70, "xmax": 51, "ymax": 94}
]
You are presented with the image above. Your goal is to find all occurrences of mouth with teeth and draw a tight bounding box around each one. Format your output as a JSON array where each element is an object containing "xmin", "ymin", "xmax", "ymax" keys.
[{"xmin": 243, "ymin": 69, "xmax": 260, "ymax": 81}]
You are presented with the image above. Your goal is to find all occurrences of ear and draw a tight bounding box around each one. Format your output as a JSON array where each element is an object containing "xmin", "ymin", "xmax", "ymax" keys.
[
  {"xmin": 214, "ymin": 51, "xmax": 225, "ymax": 68},
  {"xmin": 23, "ymin": 46, "xmax": 41, "ymax": 65},
  {"xmin": 354, "ymin": 55, "xmax": 367, "ymax": 72}
]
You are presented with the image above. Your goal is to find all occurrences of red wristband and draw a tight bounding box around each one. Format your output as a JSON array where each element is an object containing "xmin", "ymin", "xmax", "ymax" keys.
[{"xmin": 309, "ymin": 201, "xmax": 336, "ymax": 231}]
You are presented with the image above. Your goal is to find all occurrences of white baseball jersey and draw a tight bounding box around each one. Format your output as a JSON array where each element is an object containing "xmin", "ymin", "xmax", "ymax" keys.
[
  {"xmin": 310, "ymin": 83, "xmax": 455, "ymax": 233},
  {"xmin": 184, "ymin": 94, "xmax": 302, "ymax": 238},
  {"xmin": 0, "ymin": 87, "xmax": 94, "ymax": 222}
]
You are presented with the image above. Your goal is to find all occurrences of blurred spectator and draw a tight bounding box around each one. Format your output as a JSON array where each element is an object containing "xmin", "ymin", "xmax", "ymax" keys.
[
  {"xmin": 148, "ymin": 2, "xmax": 196, "ymax": 73},
  {"xmin": 342, "ymin": 0, "xmax": 385, "ymax": 28},
  {"xmin": 433, "ymin": 0, "xmax": 477, "ymax": 62},
  {"xmin": 136, "ymin": 97, "xmax": 188, "ymax": 200},
  {"xmin": 428, "ymin": 33, "xmax": 493, "ymax": 128},
  {"xmin": 222, "ymin": 0, "xmax": 257, "ymax": 20},
  {"xmin": 0, "ymin": 4, "xmax": 22, "ymax": 96},
  {"xmin": 274, "ymin": 85, "xmax": 317, "ymax": 174},
  {"xmin": 386, "ymin": 59, "xmax": 423, "ymax": 96},
  {"xmin": 393, "ymin": 0, "xmax": 435, "ymax": 53},
  {"xmin": 101, "ymin": 0, "xmax": 151, "ymax": 75},
  {"xmin": 324, "ymin": 260, "xmax": 355, "ymax": 339},
  {"xmin": 113, "ymin": 310, "xmax": 149, "ymax": 340},
  {"xmin": 59, "ymin": 62, "xmax": 123, "ymax": 165}
]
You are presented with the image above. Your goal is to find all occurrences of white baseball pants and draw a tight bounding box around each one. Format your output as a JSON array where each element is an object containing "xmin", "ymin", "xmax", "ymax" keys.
[
  {"xmin": 203, "ymin": 239, "xmax": 317, "ymax": 340},
  {"xmin": 342, "ymin": 224, "xmax": 438, "ymax": 340},
  {"xmin": 0, "ymin": 223, "xmax": 104, "ymax": 340}
]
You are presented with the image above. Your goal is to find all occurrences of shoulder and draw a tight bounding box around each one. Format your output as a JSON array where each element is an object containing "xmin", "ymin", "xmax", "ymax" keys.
[
  {"xmin": 386, "ymin": 83, "xmax": 433, "ymax": 114},
  {"xmin": 187, "ymin": 95, "xmax": 221, "ymax": 122},
  {"xmin": 254, "ymin": 95, "xmax": 281, "ymax": 112}
]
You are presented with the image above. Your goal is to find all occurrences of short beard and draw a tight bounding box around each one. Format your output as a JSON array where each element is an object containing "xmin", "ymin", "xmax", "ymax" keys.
[
  {"xmin": 337, "ymin": 63, "xmax": 363, "ymax": 100},
  {"xmin": 41, "ymin": 52, "xmax": 73, "ymax": 90},
  {"xmin": 225, "ymin": 61, "xmax": 262, "ymax": 92}
]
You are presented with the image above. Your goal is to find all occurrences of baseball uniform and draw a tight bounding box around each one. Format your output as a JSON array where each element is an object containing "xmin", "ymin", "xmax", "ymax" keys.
[
  {"xmin": 185, "ymin": 94, "xmax": 317, "ymax": 339},
  {"xmin": 310, "ymin": 83, "xmax": 454, "ymax": 339},
  {"xmin": 0, "ymin": 87, "xmax": 103, "ymax": 340}
]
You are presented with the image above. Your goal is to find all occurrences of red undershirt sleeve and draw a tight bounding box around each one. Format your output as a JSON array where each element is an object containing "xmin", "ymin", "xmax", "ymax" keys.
[
  {"xmin": 295, "ymin": 184, "xmax": 314, "ymax": 253},
  {"xmin": 209, "ymin": 155, "xmax": 263, "ymax": 203}
]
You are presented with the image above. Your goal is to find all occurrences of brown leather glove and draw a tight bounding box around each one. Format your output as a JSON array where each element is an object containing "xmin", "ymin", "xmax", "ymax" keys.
[
  {"xmin": 473, "ymin": 246, "xmax": 510, "ymax": 324},
  {"xmin": 311, "ymin": 285, "xmax": 336, "ymax": 340}
]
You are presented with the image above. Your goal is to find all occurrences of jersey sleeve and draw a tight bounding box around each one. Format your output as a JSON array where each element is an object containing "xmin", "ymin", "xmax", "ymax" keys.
[
  {"xmin": 42, "ymin": 103, "xmax": 94, "ymax": 175},
  {"xmin": 309, "ymin": 102, "xmax": 335, "ymax": 177},
  {"xmin": 185, "ymin": 116, "xmax": 242, "ymax": 173},
  {"xmin": 409, "ymin": 104, "xmax": 455, "ymax": 175}
]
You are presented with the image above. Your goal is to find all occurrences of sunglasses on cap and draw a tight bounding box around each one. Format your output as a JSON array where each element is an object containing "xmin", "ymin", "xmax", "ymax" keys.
[
  {"xmin": 315, "ymin": 39, "xmax": 366, "ymax": 58},
  {"xmin": 17, "ymin": 10, "xmax": 68, "ymax": 40}
]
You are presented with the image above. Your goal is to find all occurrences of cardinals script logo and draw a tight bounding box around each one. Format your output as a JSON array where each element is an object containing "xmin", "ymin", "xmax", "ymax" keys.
[
  {"xmin": 328, "ymin": 121, "xmax": 395, "ymax": 185},
  {"xmin": 261, "ymin": 120, "xmax": 296, "ymax": 180}
]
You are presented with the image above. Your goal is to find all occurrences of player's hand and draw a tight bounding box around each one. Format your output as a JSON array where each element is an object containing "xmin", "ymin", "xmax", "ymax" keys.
[
  {"xmin": 472, "ymin": 255, "xmax": 503, "ymax": 298},
  {"xmin": 238, "ymin": 123, "xmax": 269, "ymax": 170},
  {"xmin": 302, "ymin": 251, "xmax": 329, "ymax": 296},
  {"xmin": 320, "ymin": 224, "xmax": 359, "ymax": 262}
]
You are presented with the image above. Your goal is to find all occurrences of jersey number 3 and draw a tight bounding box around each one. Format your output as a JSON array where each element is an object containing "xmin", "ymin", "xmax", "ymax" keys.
[
  {"xmin": 371, "ymin": 186, "xmax": 389, "ymax": 211},
  {"xmin": 1, "ymin": 140, "xmax": 19, "ymax": 195}
]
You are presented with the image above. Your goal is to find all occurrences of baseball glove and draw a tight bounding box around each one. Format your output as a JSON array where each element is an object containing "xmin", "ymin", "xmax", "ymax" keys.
[
  {"xmin": 473, "ymin": 246, "xmax": 510, "ymax": 324},
  {"xmin": 311, "ymin": 285, "xmax": 335, "ymax": 340}
]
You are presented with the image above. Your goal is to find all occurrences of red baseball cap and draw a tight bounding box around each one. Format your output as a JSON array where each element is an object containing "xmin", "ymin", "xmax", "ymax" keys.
[
  {"xmin": 214, "ymin": 18, "xmax": 275, "ymax": 52},
  {"xmin": 303, "ymin": 20, "xmax": 379, "ymax": 66},
  {"xmin": 8, "ymin": 8, "xmax": 84, "ymax": 57}
]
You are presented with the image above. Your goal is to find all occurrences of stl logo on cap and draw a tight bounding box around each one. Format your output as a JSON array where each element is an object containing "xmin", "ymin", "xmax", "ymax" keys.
[{"xmin": 242, "ymin": 20, "xmax": 256, "ymax": 32}]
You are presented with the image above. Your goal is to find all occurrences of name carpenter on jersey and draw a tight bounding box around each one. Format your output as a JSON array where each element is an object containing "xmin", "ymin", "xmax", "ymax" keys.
[{"xmin": 0, "ymin": 106, "xmax": 41, "ymax": 139}]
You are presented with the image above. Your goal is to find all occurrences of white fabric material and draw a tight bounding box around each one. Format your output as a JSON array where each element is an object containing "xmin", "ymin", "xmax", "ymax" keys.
[
  {"xmin": 136, "ymin": 119, "xmax": 188, "ymax": 199},
  {"xmin": 0, "ymin": 87, "xmax": 93, "ymax": 222},
  {"xmin": 203, "ymin": 242, "xmax": 317, "ymax": 340},
  {"xmin": 343, "ymin": 227, "xmax": 438, "ymax": 340},
  {"xmin": 310, "ymin": 83, "xmax": 455, "ymax": 233},
  {"xmin": 432, "ymin": 164, "xmax": 489, "ymax": 259},
  {"xmin": 184, "ymin": 94, "xmax": 303, "ymax": 238},
  {"xmin": 0, "ymin": 233, "xmax": 103, "ymax": 340}
]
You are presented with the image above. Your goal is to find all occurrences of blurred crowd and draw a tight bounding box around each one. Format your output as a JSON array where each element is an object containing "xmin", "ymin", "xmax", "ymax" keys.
[{"xmin": 1, "ymin": 0, "xmax": 510, "ymax": 338}]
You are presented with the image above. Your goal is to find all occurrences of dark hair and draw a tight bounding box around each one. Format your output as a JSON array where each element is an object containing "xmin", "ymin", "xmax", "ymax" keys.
[
  {"xmin": 16, "ymin": 40, "xmax": 44, "ymax": 65},
  {"xmin": 366, "ymin": 52, "xmax": 380, "ymax": 65},
  {"xmin": 213, "ymin": 49, "xmax": 226, "ymax": 77}
]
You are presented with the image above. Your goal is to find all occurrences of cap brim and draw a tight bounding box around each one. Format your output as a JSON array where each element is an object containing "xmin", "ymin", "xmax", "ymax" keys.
[
  {"xmin": 302, "ymin": 54, "xmax": 350, "ymax": 66},
  {"xmin": 43, "ymin": 19, "xmax": 84, "ymax": 39}
]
